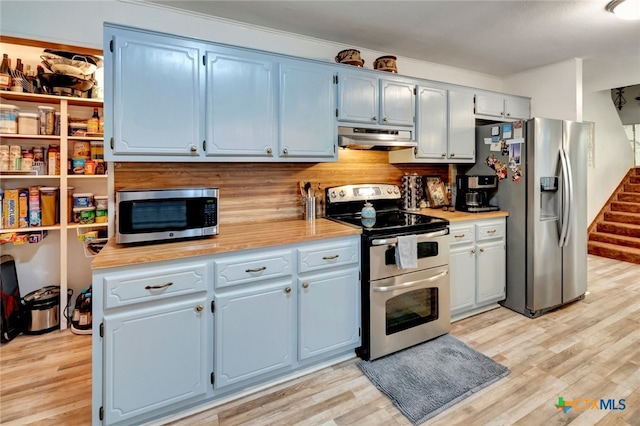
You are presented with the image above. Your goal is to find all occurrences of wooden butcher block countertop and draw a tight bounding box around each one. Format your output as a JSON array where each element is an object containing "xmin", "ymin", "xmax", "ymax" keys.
[
  {"xmin": 92, "ymin": 218, "xmax": 361, "ymax": 270},
  {"xmin": 422, "ymin": 208, "xmax": 509, "ymax": 222}
]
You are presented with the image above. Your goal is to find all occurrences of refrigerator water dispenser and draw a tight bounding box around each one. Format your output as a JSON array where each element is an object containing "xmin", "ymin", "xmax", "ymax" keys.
[{"xmin": 540, "ymin": 176, "xmax": 559, "ymax": 221}]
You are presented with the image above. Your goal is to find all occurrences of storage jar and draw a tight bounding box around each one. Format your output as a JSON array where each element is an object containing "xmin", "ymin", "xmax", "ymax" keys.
[
  {"xmin": 0, "ymin": 104, "xmax": 19, "ymax": 134},
  {"xmin": 18, "ymin": 112, "xmax": 38, "ymax": 135},
  {"xmin": 39, "ymin": 187, "xmax": 59, "ymax": 226},
  {"xmin": 90, "ymin": 141, "xmax": 104, "ymax": 160},
  {"xmin": 73, "ymin": 206, "xmax": 96, "ymax": 224},
  {"xmin": 94, "ymin": 195, "xmax": 108, "ymax": 210},
  {"xmin": 37, "ymin": 106, "xmax": 55, "ymax": 135},
  {"xmin": 73, "ymin": 193, "xmax": 94, "ymax": 208}
]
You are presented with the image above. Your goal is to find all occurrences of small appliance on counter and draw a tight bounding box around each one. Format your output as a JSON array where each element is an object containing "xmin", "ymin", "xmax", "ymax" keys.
[
  {"xmin": 22, "ymin": 286, "xmax": 61, "ymax": 335},
  {"xmin": 455, "ymin": 175, "xmax": 500, "ymax": 212},
  {"xmin": 116, "ymin": 187, "xmax": 218, "ymax": 244}
]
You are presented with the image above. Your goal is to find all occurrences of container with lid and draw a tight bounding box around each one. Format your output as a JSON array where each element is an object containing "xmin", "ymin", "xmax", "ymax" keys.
[
  {"xmin": 73, "ymin": 192, "xmax": 94, "ymax": 207},
  {"xmin": 95, "ymin": 208, "xmax": 107, "ymax": 223},
  {"xmin": 37, "ymin": 106, "xmax": 55, "ymax": 135},
  {"xmin": 18, "ymin": 112, "xmax": 38, "ymax": 135},
  {"xmin": 69, "ymin": 123, "xmax": 87, "ymax": 137},
  {"xmin": 0, "ymin": 104, "xmax": 19, "ymax": 134},
  {"xmin": 73, "ymin": 206, "xmax": 96, "ymax": 224},
  {"xmin": 94, "ymin": 195, "xmax": 108, "ymax": 210},
  {"xmin": 40, "ymin": 187, "xmax": 59, "ymax": 226},
  {"xmin": 90, "ymin": 141, "xmax": 104, "ymax": 160}
]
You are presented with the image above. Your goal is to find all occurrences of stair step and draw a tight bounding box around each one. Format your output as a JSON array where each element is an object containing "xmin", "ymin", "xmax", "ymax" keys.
[
  {"xmin": 596, "ymin": 221, "xmax": 640, "ymax": 238},
  {"xmin": 623, "ymin": 183, "xmax": 640, "ymax": 193},
  {"xmin": 611, "ymin": 201, "xmax": 640, "ymax": 213},
  {"xmin": 635, "ymin": 167, "xmax": 640, "ymax": 176},
  {"xmin": 589, "ymin": 231, "xmax": 640, "ymax": 250},
  {"xmin": 618, "ymin": 192, "xmax": 640, "ymax": 203},
  {"xmin": 630, "ymin": 176, "xmax": 640, "ymax": 185},
  {"xmin": 588, "ymin": 241, "xmax": 640, "ymax": 265},
  {"xmin": 603, "ymin": 211, "xmax": 640, "ymax": 225}
]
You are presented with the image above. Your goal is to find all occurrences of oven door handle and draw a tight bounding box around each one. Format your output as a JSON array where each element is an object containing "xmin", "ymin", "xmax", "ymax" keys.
[
  {"xmin": 371, "ymin": 228, "xmax": 449, "ymax": 246},
  {"xmin": 372, "ymin": 270, "xmax": 449, "ymax": 292}
]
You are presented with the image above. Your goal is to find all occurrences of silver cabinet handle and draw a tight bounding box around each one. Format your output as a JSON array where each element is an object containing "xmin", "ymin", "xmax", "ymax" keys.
[
  {"xmin": 283, "ymin": 148, "xmax": 288, "ymax": 155},
  {"xmin": 383, "ymin": 117, "xmax": 388, "ymax": 122},
  {"xmin": 480, "ymin": 248, "xmax": 485, "ymax": 253},
  {"xmin": 372, "ymin": 116, "xmax": 377, "ymax": 121},
  {"xmin": 471, "ymin": 249, "xmax": 476, "ymax": 254},
  {"xmin": 266, "ymin": 147, "xmax": 273, "ymax": 155},
  {"xmin": 284, "ymin": 287, "xmax": 292, "ymax": 294},
  {"xmin": 245, "ymin": 266, "xmax": 267, "ymax": 273},
  {"xmin": 441, "ymin": 153, "xmax": 446, "ymax": 157},
  {"xmin": 302, "ymin": 282, "xmax": 309, "ymax": 289},
  {"xmin": 145, "ymin": 282, "xmax": 173, "ymax": 290},
  {"xmin": 195, "ymin": 305, "xmax": 204, "ymax": 312},
  {"xmin": 322, "ymin": 254, "xmax": 339, "ymax": 260},
  {"xmin": 373, "ymin": 270, "xmax": 448, "ymax": 292},
  {"xmin": 190, "ymin": 145, "xmax": 197, "ymax": 153},
  {"xmin": 454, "ymin": 234, "xmax": 466, "ymax": 238},
  {"xmin": 487, "ymin": 229, "xmax": 497, "ymax": 234},
  {"xmin": 450, "ymin": 153, "xmax": 455, "ymax": 157}
]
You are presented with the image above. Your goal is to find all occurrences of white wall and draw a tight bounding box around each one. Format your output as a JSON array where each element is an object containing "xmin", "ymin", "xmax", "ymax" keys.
[
  {"xmin": 0, "ymin": 0, "xmax": 501, "ymax": 91},
  {"xmin": 502, "ymin": 59, "xmax": 583, "ymax": 121},
  {"xmin": 584, "ymin": 90, "xmax": 634, "ymax": 223}
]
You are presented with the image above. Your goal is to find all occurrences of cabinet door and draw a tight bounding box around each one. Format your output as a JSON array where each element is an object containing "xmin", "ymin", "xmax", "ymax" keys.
[
  {"xmin": 215, "ymin": 279, "xmax": 295, "ymax": 388},
  {"xmin": 504, "ymin": 96, "xmax": 530, "ymax": 120},
  {"xmin": 336, "ymin": 72, "xmax": 378, "ymax": 124},
  {"xmin": 448, "ymin": 89, "xmax": 475, "ymax": 161},
  {"xmin": 298, "ymin": 268, "xmax": 360, "ymax": 360},
  {"xmin": 103, "ymin": 298, "xmax": 208, "ymax": 425},
  {"xmin": 415, "ymin": 85, "xmax": 448, "ymax": 160},
  {"xmin": 279, "ymin": 61, "xmax": 337, "ymax": 159},
  {"xmin": 205, "ymin": 49, "xmax": 277, "ymax": 158},
  {"xmin": 449, "ymin": 245, "xmax": 476, "ymax": 315},
  {"xmin": 474, "ymin": 93, "xmax": 504, "ymax": 118},
  {"xmin": 476, "ymin": 240, "xmax": 506, "ymax": 304},
  {"xmin": 109, "ymin": 30, "xmax": 202, "ymax": 157},
  {"xmin": 380, "ymin": 79, "xmax": 414, "ymax": 127}
]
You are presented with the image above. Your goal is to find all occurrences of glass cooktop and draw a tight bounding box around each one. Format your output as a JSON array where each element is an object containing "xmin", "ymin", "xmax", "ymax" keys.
[{"xmin": 328, "ymin": 210, "xmax": 449, "ymax": 236}]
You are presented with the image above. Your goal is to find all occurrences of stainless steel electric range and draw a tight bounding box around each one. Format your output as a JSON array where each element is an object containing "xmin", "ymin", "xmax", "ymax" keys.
[{"xmin": 325, "ymin": 183, "xmax": 451, "ymax": 360}]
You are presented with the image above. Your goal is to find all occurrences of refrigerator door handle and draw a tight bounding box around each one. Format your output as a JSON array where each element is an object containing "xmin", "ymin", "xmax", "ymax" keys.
[
  {"xmin": 558, "ymin": 147, "xmax": 571, "ymax": 247},
  {"xmin": 563, "ymin": 146, "xmax": 574, "ymax": 246}
]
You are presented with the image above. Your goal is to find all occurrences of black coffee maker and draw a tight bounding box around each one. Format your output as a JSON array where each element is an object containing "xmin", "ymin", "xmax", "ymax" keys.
[{"xmin": 455, "ymin": 175, "xmax": 499, "ymax": 212}]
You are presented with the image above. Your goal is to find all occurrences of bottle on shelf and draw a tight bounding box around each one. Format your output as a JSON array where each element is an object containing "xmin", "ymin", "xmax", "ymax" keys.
[
  {"xmin": 87, "ymin": 108, "xmax": 100, "ymax": 134},
  {"xmin": 0, "ymin": 54, "xmax": 12, "ymax": 91}
]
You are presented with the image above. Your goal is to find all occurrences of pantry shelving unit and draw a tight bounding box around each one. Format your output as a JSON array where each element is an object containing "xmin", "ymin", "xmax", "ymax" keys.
[{"xmin": 0, "ymin": 91, "xmax": 113, "ymax": 329}]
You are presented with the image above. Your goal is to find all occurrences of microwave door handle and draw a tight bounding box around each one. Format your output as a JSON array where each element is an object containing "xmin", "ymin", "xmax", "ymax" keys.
[{"xmin": 372, "ymin": 270, "xmax": 449, "ymax": 292}]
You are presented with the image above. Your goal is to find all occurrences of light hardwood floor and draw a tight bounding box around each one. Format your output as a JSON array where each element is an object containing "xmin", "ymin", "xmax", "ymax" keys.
[{"xmin": 1, "ymin": 255, "xmax": 639, "ymax": 426}]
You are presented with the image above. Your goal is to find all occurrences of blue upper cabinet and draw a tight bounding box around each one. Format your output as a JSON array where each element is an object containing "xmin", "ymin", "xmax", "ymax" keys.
[
  {"xmin": 336, "ymin": 72, "xmax": 378, "ymax": 124},
  {"xmin": 106, "ymin": 27, "xmax": 203, "ymax": 160},
  {"xmin": 379, "ymin": 79, "xmax": 415, "ymax": 127},
  {"xmin": 336, "ymin": 70, "xmax": 414, "ymax": 129},
  {"xmin": 204, "ymin": 49, "xmax": 277, "ymax": 158},
  {"xmin": 279, "ymin": 60, "xmax": 337, "ymax": 160}
]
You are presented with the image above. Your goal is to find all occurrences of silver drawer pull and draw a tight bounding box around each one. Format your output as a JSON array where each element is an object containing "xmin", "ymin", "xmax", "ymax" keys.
[
  {"xmin": 373, "ymin": 270, "xmax": 448, "ymax": 292},
  {"xmin": 322, "ymin": 254, "xmax": 340, "ymax": 260},
  {"xmin": 145, "ymin": 282, "xmax": 173, "ymax": 290},
  {"xmin": 487, "ymin": 230, "xmax": 497, "ymax": 234},
  {"xmin": 246, "ymin": 266, "xmax": 267, "ymax": 273},
  {"xmin": 454, "ymin": 234, "xmax": 466, "ymax": 238}
]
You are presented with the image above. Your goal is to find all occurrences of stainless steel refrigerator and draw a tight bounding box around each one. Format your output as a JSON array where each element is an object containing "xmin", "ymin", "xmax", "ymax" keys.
[{"xmin": 467, "ymin": 118, "xmax": 592, "ymax": 317}]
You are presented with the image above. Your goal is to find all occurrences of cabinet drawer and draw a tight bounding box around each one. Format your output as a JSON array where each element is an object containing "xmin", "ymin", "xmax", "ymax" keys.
[
  {"xmin": 215, "ymin": 249, "xmax": 293, "ymax": 288},
  {"xmin": 449, "ymin": 225, "xmax": 475, "ymax": 245},
  {"xmin": 476, "ymin": 221, "xmax": 505, "ymax": 241},
  {"xmin": 104, "ymin": 261, "xmax": 208, "ymax": 309},
  {"xmin": 298, "ymin": 240, "xmax": 359, "ymax": 273}
]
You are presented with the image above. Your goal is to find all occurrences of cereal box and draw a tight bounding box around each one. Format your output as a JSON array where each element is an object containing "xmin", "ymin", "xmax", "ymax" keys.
[
  {"xmin": 19, "ymin": 189, "xmax": 29, "ymax": 228},
  {"xmin": 3, "ymin": 189, "xmax": 19, "ymax": 229}
]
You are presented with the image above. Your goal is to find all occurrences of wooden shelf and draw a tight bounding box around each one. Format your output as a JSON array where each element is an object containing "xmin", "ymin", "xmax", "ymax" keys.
[
  {"xmin": 0, "ymin": 174, "xmax": 60, "ymax": 179},
  {"xmin": 0, "ymin": 134, "xmax": 61, "ymax": 141},
  {"xmin": 0, "ymin": 91, "xmax": 103, "ymax": 107},
  {"xmin": 67, "ymin": 174, "xmax": 108, "ymax": 180},
  {"xmin": 0, "ymin": 225, "xmax": 60, "ymax": 234}
]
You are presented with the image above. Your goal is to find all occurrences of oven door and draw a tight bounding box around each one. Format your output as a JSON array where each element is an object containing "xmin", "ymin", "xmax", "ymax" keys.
[
  {"xmin": 369, "ymin": 228, "xmax": 449, "ymax": 281},
  {"xmin": 368, "ymin": 265, "xmax": 450, "ymax": 360}
]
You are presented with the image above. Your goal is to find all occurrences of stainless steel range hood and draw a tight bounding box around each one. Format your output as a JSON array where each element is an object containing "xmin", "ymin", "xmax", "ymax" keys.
[{"xmin": 338, "ymin": 127, "xmax": 417, "ymax": 151}]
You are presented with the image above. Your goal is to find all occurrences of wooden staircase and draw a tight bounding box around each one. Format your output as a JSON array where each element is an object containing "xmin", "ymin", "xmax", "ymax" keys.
[{"xmin": 588, "ymin": 167, "xmax": 640, "ymax": 264}]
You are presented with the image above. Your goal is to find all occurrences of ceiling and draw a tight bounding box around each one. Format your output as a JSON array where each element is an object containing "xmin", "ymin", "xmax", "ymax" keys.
[{"xmin": 144, "ymin": 0, "xmax": 640, "ymax": 90}]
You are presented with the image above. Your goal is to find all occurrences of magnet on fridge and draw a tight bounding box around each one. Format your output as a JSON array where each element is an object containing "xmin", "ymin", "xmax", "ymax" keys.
[
  {"xmin": 491, "ymin": 126, "xmax": 500, "ymax": 136},
  {"xmin": 503, "ymin": 123, "xmax": 512, "ymax": 139}
]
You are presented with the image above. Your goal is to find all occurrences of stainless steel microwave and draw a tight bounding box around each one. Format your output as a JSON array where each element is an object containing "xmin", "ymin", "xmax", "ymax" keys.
[{"xmin": 116, "ymin": 188, "xmax": 218, "ymax": 244}]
